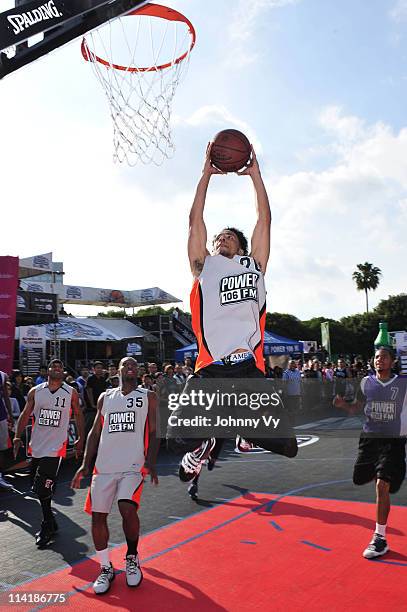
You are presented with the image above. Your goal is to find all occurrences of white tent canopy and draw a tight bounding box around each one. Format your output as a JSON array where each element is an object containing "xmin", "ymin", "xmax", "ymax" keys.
[
  {"xmin": 18, "ymin": 252, "xmax": 181, "ymax": 306},
  {"xmin": 16, "ymin": 317, "xmax": 158, "ymax": 342}
]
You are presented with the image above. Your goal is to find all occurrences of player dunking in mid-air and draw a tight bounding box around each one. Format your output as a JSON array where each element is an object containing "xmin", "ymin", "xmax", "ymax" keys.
[
  {"xmin": 335, "ymin": 347, "xmax": 407, "ymax": 559},
  {"xmin": 168, "ymin": 143, "xmax": 298, "ymax": 498},
  {"xmin": 71, "ymin": 357, "xmax": 159, "ymax": 595},
  {"xmin": 13, "ymin": 359, "xmax": 85, "ymax": 547}
]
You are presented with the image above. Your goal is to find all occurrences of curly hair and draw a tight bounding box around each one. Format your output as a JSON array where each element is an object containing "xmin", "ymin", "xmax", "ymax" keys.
[
  {"xmin": 212, "ymin": 227, "xmax": 249, "ymax": 255},
  {"xmin": 375, "ymin": 346, "xmax": 395, "ymax": 360}
]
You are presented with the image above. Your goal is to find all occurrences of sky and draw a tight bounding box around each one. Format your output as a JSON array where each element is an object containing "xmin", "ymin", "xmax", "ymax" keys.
[{"xmin": 1, "ymin": 0, "xmax": 406, "ymax": 321}]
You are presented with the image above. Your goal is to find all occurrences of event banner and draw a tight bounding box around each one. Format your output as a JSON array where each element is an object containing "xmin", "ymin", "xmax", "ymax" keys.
[
  {"xmin": 19, "ymin": 325, "xmax": 47, "ymax": 375},
  {"xmin": 393, "ymin": 331, "xmax": 407, "ymax": 376},
  {"xmin": 0, "ymin": 256, "xmax": 19, "ymax": 374},
  {"xmin": 321, "ymin": 321, "xmax": 331, "ymax": 357},
  {"xmin": 18, "ymin": 280, "xmax": 180, "ymax": 307}
]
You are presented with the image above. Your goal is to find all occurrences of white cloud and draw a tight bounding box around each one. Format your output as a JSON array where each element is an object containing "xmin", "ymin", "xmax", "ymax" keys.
[
  {"xmin": 225, "ymin": 0, "xmax": 300, "ymax": 67},
  {"xmin": 263, "ymin": 107, "xmax": 407, "ymax": 318},
  {"xmin": 180, "ymin": 105, "xmax": 262, "ymax": 151},
  {"xmin": 319, "ymin": 106, "xmax": 367, "ymax": 144},
  {"xmin": 389, "ymin": 0, "xmax": 407, "ymax": 22},
  {"xmin": 229, "ymin": 0, "xmax": 299, "ymax": 42}
]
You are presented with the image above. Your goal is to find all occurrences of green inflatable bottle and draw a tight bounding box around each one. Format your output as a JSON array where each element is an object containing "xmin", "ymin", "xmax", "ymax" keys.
[{"xmin": 374, "ymin": 321, "xmax": 390, "ymax": 348}]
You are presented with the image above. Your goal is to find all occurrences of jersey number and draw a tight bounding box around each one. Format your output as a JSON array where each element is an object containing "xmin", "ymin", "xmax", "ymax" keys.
[
  {"xmin": 126, "ymin": 397, "xmax": 143, "ymax": 408},
  {"xmin": 240, "ymin": 256, "xmax": 261, "ymax": 272},
  {"xmin": 55, "ymin": 397, "xmax": 66, "ymax": 408}
]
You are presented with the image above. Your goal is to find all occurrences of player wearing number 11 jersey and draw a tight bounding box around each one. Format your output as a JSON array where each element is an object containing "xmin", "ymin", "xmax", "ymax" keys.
[{"xmin": 13, "ymin": 359, "xmax": 85, "ymax": 548}]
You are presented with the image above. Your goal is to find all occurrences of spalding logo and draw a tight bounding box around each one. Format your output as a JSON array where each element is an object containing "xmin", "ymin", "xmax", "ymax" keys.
[{"xmin": 7, "ymin": 1, "xmax": 63, "ymax": 36}]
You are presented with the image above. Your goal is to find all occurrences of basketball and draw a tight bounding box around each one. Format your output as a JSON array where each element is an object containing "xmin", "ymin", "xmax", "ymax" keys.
[{"xmin": 210, "ymin": 129, "xmax": 252, "ymax": 173}]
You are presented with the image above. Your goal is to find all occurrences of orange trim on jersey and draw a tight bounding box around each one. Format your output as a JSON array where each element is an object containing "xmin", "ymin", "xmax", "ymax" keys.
[
  {"xmin": 57, "ymin": 438, "xmax": 68, "ymax": 458},
  {"xmin": 27, "ymin": 415, "xmax": 35, "ymax": 456},
  {"xmin": 84, "ymin": 465, "xmax": 99, "ymax": 515},
  {"xmin": 131, "ymin": 479, "xmax": 144, "ymax": 508},
  {"xmin": 253, "ymin": 304, "xmax": 266, "ymax": 373},
  {"xmin": 143, "ymin": 415, "xmax": 149, "ymax": 458},
  {"xmin": 84, "ymin": 490, "xmax": 92, "ymax": 515},
  {"xmin": 190, "ymin": 279, "xmax": 213, "ymax": 372}
]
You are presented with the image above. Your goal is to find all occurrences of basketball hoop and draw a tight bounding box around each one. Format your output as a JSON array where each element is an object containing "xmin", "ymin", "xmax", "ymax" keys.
[{"xmin": 81, "ymin": 3, "xmax": 196, "ymax": 165}]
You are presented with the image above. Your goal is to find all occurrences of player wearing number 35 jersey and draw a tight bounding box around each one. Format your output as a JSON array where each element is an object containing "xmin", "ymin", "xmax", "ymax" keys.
[{"xmin": 71, "ymin": 357, "xmax": 160, "ymax": 596}]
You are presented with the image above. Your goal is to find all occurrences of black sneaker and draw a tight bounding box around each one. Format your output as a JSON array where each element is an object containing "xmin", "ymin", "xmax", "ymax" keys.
[
  {"xmin": 363, "ymin": 533, "xmax": 389, "ymax": 559},
  {"xmin": 179, "ymin": 439, "xmax": 216, "ymax": 482},
  {"xmin": 35, "ymin": 521, "xmax": 56, "ymax": 548},
  {"xmin": 35, "ymin": 518, "xmax": 57, "ymax": 537},
  {"xmin": 188, "ymin": 480, "xmax": 199, "ymax": 500}
]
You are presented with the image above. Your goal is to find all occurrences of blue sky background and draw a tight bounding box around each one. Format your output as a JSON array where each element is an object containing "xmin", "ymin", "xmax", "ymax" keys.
[{"xmin": 1, "ymin": 0, "xmax": 406, "ymax": 321}]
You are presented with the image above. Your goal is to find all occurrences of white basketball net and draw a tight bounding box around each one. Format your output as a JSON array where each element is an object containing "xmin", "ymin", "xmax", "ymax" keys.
[{"xmin": 82, "ymin": 4, "xmax": 195, "ymax": 166}]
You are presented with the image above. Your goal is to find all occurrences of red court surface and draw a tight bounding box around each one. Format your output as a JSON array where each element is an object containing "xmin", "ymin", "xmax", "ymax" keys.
[{"xmin": 3, "ymin": 493, "xmax": 407, "ymax": 611}]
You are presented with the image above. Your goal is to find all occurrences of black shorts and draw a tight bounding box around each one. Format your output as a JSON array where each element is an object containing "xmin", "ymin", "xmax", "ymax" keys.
[
  {"xmin": 167, "ymin": 358, "xmax": 298, "ymax": 458},
  {"xmin": 30, "ymin": 456, "xmax": 61, "ymax": 486},
  {"xmin": 353, "ymin": 436, "xmax": 406, "ymax": 494}
]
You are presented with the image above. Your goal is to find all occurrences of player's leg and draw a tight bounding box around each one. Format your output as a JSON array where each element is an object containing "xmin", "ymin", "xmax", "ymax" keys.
[
  {"xmin": 88, "ymin": 474, "xmax": 117, "ymax": 594},
  {"xmin": 117, "ymin": 473, "xmax": 144, "ymax": 587},
  {"xmin": 243, "ymin": 437, "xmax": 298, "ymax": 457},
  {"xmin": 208, "ymin": 438, "xmax": 224, "ymax": 470},
  {"xmin": 353, "ymin": 437, "xmax": 391, "ymax": 559},
  {"xmin": 31, "ymin": 456, "xmax": 61, "ymax": 547},
  {"xmin": 166, "ymin": 371, "xmax": 215, "ymax": 481},
  {"xmin": 364, "ymin": 438, "xmax": 406, "ymax": 559},
  {"xmin": 233, "ymin": 360, "xmax": 298, "ymax": 457}
]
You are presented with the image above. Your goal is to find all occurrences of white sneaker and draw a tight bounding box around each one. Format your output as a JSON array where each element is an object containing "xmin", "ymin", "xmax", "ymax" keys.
[
  {"xmin": 0, "ymin": 474, "xmax": 13, "ymax": 489},
  {"xmin": 179, "ymin": 438, "xmax": 216, "ymax": 482},
  {"xmin": 93, "ymin": 563, "xmax": 115, "ymax": 595},
  {"xmin": 125, "ymin": 554, "xmax": 143, "ymax": 587},
  {"xmin": 363, "ymin": 533, "xmax": 389, "ymax": 559}
]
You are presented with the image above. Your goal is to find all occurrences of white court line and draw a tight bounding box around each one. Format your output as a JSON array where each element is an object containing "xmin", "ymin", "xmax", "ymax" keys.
[{"xmin": 168, "ymin": 516, "xmax": 184, "ymax": 520}]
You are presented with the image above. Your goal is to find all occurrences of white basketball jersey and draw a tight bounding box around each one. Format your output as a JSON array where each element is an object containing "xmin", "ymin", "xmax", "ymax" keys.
[
  {"xmin": 190, "ymin": 254, "xmax": 267, "ymax": 372},
  {"xmin": 30, "ymin": 382, "xmax": 73, "ymax": 458},
  {"xmin": 95, "ymin": 387, "xmax": 149, "ymax": 474}
]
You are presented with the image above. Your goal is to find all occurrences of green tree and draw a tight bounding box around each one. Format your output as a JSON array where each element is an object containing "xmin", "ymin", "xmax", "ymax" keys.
[
  {"xmin": 340, "ymin": 312, "xmax": 380, "ymax": 357},
  {"xmin": 265, "ymin": 313, "xmax": 310, "ymax": 340},
  {"xmin": 373, "ymin": 294, "xmax": 407, "ymax": 331},
  {"xmin": 352, "ymin": 262, "xmax": 382, "ymax": 313},
  {"xmin": 303, "ymin": 317, "xmax": 355, "ymax": 356},
  {"xmin": 97, "ymin": 309, "xmax": 126, "ymax": 318}
]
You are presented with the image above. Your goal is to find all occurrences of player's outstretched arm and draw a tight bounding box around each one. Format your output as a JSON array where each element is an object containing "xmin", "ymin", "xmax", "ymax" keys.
[
  {"xmin": 144, "ymin": 391, "xmax": 160, "ymax": 485},
  {"xmin": 71, "ymin": 394, "xmax": 104, "ymax": 488},
  {"xmin": 71, "ymin": 389, "xmax": 85, "ymax": 460},
  {"xmin": 188, "ymin": 143, "xmax": 223, "ymax": 277},
  {"xmin": 239, "ymin": 148, "xmax": 271, "ymax": 273},
  {"xmin": 13, "ymin": 388, "xmax": 35, "ymax": 459}
]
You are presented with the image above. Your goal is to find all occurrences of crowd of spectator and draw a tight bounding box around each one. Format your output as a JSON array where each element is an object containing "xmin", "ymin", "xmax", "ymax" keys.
[{"xmin": 277, "ymin": 356, "xmax": 377, "ymax": 415}]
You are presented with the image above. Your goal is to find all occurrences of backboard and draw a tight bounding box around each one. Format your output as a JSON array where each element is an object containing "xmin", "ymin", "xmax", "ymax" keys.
[{"xmin": 0, "ymin": 0, "xmax": 149, "ymax": 79}]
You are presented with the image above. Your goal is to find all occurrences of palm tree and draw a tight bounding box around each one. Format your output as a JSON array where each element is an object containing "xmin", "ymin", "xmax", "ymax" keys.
[{"xmin": 352, "ymin": 262, "xmax": 382, "ymax": 313}]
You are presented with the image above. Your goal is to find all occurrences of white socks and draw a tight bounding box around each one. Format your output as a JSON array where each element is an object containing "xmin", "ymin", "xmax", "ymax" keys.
[
  {"xmin": 376, "ymin": 523, "xmax": 386, "ymax": 537},
  {"xmin": 97, "ymin": 548, "xmax": 110, "ymax": 567}
]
